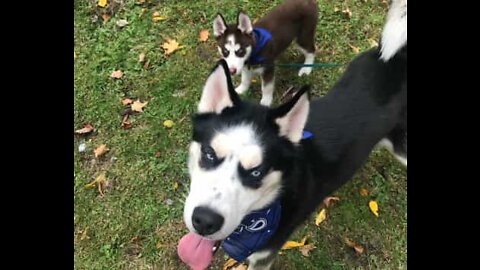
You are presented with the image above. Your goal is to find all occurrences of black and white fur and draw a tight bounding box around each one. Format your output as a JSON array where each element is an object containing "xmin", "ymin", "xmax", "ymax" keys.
[
  {"xmin": 184, "ymin": 0, "xmax": 406, "ymax": 268},
  {"xmin": 213, "ymin": 0, "xmax": 318, "ymax": 106}
]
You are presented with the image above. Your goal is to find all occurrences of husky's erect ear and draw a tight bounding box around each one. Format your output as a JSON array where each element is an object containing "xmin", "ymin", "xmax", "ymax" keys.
[
  {"xmin": 213, "ymin": 13, "xmax": 228, "ymax": 37},
  {"xmin": 197, "ymin": 59, "xmax": 241, "ymax": 113},
  {"xmin": 237, "ymin": 11, "xmax": 253, "ymax": 34},
  {"xmin": 269, "ymin": 86, "xmax": 310, "ymax": 143}
]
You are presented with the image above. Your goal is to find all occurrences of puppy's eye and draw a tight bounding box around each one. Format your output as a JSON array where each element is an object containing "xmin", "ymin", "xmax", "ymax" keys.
[
  {"xmin": 200, "ymin": 145, "xmax": 222, "ymax": 169},
  {"xmin": 251, "ymin": 170, "xmax": 262, "ymax": 177},
  {"xmin": 235, "ymin": 48, "xmax": 245, "ymax": 56},
  {"xmin": 222, "ymin": 48, "xmax": 229, "ymax": 57}
]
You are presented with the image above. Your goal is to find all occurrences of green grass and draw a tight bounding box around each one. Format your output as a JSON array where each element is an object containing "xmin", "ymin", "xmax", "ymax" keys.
[{"xmin": 74, "ymin": 0, "xmax": 406, "ymax": 269}]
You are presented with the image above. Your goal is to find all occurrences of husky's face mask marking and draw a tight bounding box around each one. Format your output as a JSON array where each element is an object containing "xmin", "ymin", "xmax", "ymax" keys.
[{"xmin": 183, "ymin": 60, "xmax": 310, "ymax": 240}]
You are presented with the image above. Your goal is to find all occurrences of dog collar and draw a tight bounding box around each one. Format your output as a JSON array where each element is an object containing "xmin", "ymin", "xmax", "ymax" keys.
[
  {"xmin": 222, "ymin": 199, "xmax": 281, "ymax": 262},
  {"xmin": 247, "ymin": 28, "xmax": 272, "ymax": 65}
]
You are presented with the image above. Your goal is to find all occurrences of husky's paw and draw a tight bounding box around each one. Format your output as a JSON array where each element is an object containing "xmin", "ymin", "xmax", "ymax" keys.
[
  {"xmin": 298, "ymin": 67, "xmax": 313, "ymax": 76},
  {"xmin": 235, "ymin": 84, "xmax": 248, "ymax": 94},
  {"xmin": 260, "ymin": 95, "xmax": 273, "ymax": 107}
]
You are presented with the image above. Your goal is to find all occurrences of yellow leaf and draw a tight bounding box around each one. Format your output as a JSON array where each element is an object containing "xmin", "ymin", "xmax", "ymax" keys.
[
  {"xmin": 348, "ymin": 43, "xmax": 360, "ymax": 54},
  {"xmin": 138, "ymin": 52, "xmax": 146, "ymax": 63},
  {"xmin": 163, "ymin": 120, "xmax": 174, "ymax": 128},
  {"xmin": 161, "ymin": 39, "xmax": 184, "ymax": 55},
  {"xmin": 152, "ymin": 11, "xmax": 167, "ymax": 22},
  {"xmin": 74, "ymin": 51, "xmax": 77, "ymax": 60},
  {"xmin": 222, "ymin": 258, "xmax": 237, "ymax": 270},
  {"xmin": 110, "ymin": 70, "xmax": 123, "ymax": 79},
  {"xmin": 94, "ymin": 144, "xmax": 109, "ymax": 158},
  {"xmin": 121, "ymin": 98, "xmax": 133, "ymax": 106},
  {"xmin": 131, "ymin": 99, "xmax": 148, "ymax": 112},
  {"xmin": 359, "ymin": 187, "xmax": 368, "ymax": 197},
  {"xmin": 198, "ymin": 29, "xmax": 209, "ymax": 42},
  {"xmin": 299, "ymin": 243, "xmax": 316, "ymax": 257},
  {"xmin": 85, "ymin": 173, "xmax": 107, "ymax": 189},
  {"xmin": 281, "ymin": 236, "xmax": 307, "ymax": 250},
  {"xmin": 173, "ymin": 182, "xmax": 179, "ymax": 191},
  {"xmin": 98, "ymin": 0, "xmax": 107, "ymax": 8},
  {"xmin": 369, "ymin": 200, "xmax": 379, "ymax": 217},
  {"xmin": 315, "ymin": 209, "xmax": 326, "ymax": 226},
  {"xmin": 155, "ymin": 242, "xmax": 163, "ymax": 249}
]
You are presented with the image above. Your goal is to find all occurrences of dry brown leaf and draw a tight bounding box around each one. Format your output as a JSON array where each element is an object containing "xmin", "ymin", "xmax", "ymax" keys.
[
  {"xmin": 94, "ymin": 144, "xmax": 109, "ymax": 158},
  {"xmin": 131, "ymin": 100, "xmax": 148, "ymax": 112},
  {"xmin": 299, "ymin": 243, "xmax": 316, "ymax": 257},
  {"xmin": 155, "ymin": 151, "xmax": 161, "ymax": 158},
  {"xmin": 161, "ymin": 39, "xmax": 184, "ymax": 55},
  {"xmin": 222, "ymin": 258, "xmax": 237, "ymax": 270},
  {"xmin": 121, "ymin": 114, "xmax": 132, "ymax": 129},
  {"xmin": 323, "ymin": 196, "xmax": 340, "ymax": 208},
  {"xmin": 102, "ymin": 14, "xmax": 110, "ymax": 22},
  {"xmin": 121, "ymin": 98, "xmax": 134, "ymax": 105},
  {"xmin": 315, "ymin": 209, "xmax": 326, "ymax": 226},
  {"xmin": 85, "ymin": 173, "xmax": 108, "ymax": 196},
  {"xmin": 79, "ymin": 227, "xmax": 89, "ymax": 241},
  {"xmin": 138, "ymin": 52, "xmax": 146, "ymax": 63},
  {"xmin": 75, "ymin": 124, "xmax": 94, "ymax": 135},
  {"xmin": 348, "ymin": 43, "xmax": 360, "ymax": 54},
  {"xmin": 359, "ymin": 187, "xmax": 369, "ymax": 197},
  {"xmin": 110, "ymin": 70, "xmax": 123, "ymax": 79},
  {"xmin": 198, "ymin": 29, "xmax": 209, "ymax": 42},
  {"xmin": 143, "ymin": 60, "xmax": 150, "ymax": 69},
  {"xmin": 344, "ymin": 238, "xmax": 364, "ymax": 254},
  {"xmin": 281, "ymin": 236, "xmax": 307, "ymax": 250}
]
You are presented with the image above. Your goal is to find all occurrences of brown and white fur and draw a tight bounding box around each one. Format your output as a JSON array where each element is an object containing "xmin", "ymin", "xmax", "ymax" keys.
[{"xmin": 213, "ymin": 0, "xmax": 318, "ymax": 106}]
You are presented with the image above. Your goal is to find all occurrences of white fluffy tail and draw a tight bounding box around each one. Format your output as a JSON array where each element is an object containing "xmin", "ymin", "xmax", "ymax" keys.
[{"xmin": 380, "ymin": 0, "xmax": 407, "ymax": 62}]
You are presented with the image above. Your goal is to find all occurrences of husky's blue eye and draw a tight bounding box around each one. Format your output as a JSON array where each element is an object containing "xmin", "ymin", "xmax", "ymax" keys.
[{"xmin": 251, "ymin": 170, "xmax": 261, "ymax": 177}]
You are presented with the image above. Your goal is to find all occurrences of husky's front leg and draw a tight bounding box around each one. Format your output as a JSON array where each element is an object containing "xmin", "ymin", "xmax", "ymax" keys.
[
  {"xmin": 235, "ymin": 67, "xmax": 253, "ymax": 94},
  {"xmin": 247, "ymin": 249, "xmax": 276, "ymax": 270},
  {"xmin": 260, "ymin": 66, "xmax": 274, "ymax": 106}
]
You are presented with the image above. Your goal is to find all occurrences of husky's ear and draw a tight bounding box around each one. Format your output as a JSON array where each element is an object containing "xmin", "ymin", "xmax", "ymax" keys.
[
  {"xmin": 237, "ymin": 12, "xmax": 253, "ymax": 34},
  {"xmin": 213, "ymin": 14, "xmax": 227, "ymax": 37},
  {"xmin": 269, "ymin": 86, "xmax": 310, "ymax": 143},
  {"xmin": 198, "ymin": 60, "xmax": 241, "ymax": 113}
]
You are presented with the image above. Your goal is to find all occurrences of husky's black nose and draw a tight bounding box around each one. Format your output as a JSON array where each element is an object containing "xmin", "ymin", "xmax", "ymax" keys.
[{"xmin": 192, "ymin": 207, "xmax": 224, "ymax": 236}]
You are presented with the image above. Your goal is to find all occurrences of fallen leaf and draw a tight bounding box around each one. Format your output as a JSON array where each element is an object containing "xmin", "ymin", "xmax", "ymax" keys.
[
  {"xmin": 344, "ymin": 237, "xmax": 364, "ymax": 254},
  {"xmin": 155, "ymin": 242, "xmax": 163, "ymax": 249},
  {"xmin": 121, "ymin": 115, "xmax": 132, "ymax": 129},
  {"xmin": 323, "ymin": 196, "xmax": 340, "ymax": 208},
  {"xmin": 143, "ymin": 60, "xmax": 150, "ymax": 69},
  {"xmin": 110, "ymin": 70, "xmax": 124, "ymax": 79},
  {"xmin": 75, "ymin": 124, "xmax": 94, "ymax": 135},
  {"xmin": 342, "ymin": 8, "xmax": 352, "ymax": 18},
  {"xmin": 85, "ymin": 173, "xmax": 108, "ymax": 196},
  {"xmin": 98, "ymin": 0, "xmax": 107, "ymax": 8},
  {"xmin": 198, "ymin": 29, "xmax": 209, "ymax": 42},
  {"xmin": 348, "ymin": 44, "xmax": 360, "ymax": 54},
  {"xmin": 161, "ymin": 39, "xmax": 184, "ymax": 55},
  {"xmin": 74, "ymin": 51, "xmax": 77, "ymax": 60},
  {"xmin": 155, "ymin": 151, "xmax": 161, "ymax": 158},
  {"xmin": 131, "ymin": 100, "xmax": 148, "ymax": 112},
  {"xmin": 102, "ymin": 14, "xmax": 110, "ymax": 22},
  {"xmin": 173, "ymin": 182, "xmax": 179, "ymax": 191},
  {"xmin": 369, "ymin": 200, "xmax": 379, "ymax": 217},
  {"xmin": 79, "ymin": 227, "xmax": 89, "ymax": 241},
  {"xmin": 163, "ymin": 120, "xmax": 174, "ymax": 128},
  {"xmin": 116, "ymin": 19, "xmax": 129, "ymax": 28},
  {"xmin": 359, "ymin": 187, "xmax": 369, "ymax": 197},
  {"xmin": 139, "ymin": 8, "xmax": 146, "ymax": 17},
  {"xmin": 94, "ymin": 144, "xmax": 109, "ymax": 158},
  {"xmin": 368, "ymin": 38, "xmax": 379, "ymax": 48},
  {"xmin": 137, "ymin": 0, "xmax": 145, "ymax": 3},
  {"xmin": 152, "ymin": 11, "xmax": 167, "ymax": 22},
  {"xmin": 121, "ymin": 98, "xmax": 134, "ymax": 106},
  {"xmin": 334, "ymin": 7, "xmax": 340, "ymax": 12},
  {"xmin": 138, "ymin": 52, "xmax": 146, "ymax": 63},
  {"xmin": 223, "ymin": 258, "xmax": 237, "ymax": 270},
  {"xmin": 281, "ymin": 236, "xmax": 307, "ymax": 250},
  {"xmin": 299, "ymin": 243, "xmax": 316, "ymax": 257},
  {"xmin": 315, "ymin": 209, "xmax": 326, "ymax": 226}
]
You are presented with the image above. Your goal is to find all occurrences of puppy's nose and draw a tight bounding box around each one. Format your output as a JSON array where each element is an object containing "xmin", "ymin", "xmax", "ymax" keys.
[
  {"xmin": 229, "ymin": 68, "xmax": 237, "ymax": 75},
  {"xmin": 192, "ymin": 206, "xmax": 224, "ymax": 236}
]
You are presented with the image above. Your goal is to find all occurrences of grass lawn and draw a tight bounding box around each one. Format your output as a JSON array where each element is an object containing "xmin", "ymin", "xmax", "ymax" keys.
[{"xmin": 74, "ymin": 0, "xmax": 406, "ymax": 269}]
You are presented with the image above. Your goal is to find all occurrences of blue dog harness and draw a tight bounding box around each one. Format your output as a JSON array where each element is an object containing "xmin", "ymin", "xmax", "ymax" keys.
[
  {"xmin": 247, "ymin": 28, "xmax": 272, "ymax": 65},
  {"xmin": 222, "ymin": 199, "xmax": 281, "ymax": 262}
]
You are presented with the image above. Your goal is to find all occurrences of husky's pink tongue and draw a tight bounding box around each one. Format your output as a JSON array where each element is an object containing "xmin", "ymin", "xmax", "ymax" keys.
[{"xmin": 177, "ymin": 232, "xmax": 216, "ymax": 270}]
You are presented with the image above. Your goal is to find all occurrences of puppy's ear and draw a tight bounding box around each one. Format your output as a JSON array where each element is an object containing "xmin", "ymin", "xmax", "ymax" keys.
[
  {"xmin": 237, "ymin": 11, "xmax": 253, "ymax": 34},
  {"xmin": 213, "ymin": 13, "xmax": 227, "ymax": 37},
  {"xmin": 198, "ymin": 60, "xmax": 241, "ymax": 113},
  {"xmin": 269, "ymin": 86, "xmax": 311, "ymax": 143}
]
